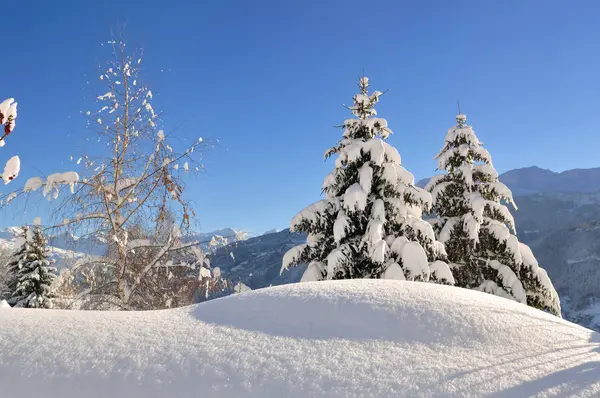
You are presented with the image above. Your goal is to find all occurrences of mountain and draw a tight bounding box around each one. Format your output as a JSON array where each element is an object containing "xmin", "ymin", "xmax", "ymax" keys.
[
  {"xmin": 511, "ymin": 192, "xmax": 600, "ymax": 329},
  {"xmin": 209, "ymin": 229, "xmax": 307, "ymax": 288},
  {"xmin": 189, "ymin": 228, "xmax": 250, "ymax": 251},
  {"xmin": 418, "ymin": 166, "xmax": 600, "ymax": 195},
  {"xmin": 3, "ymin": 280, "xmax": 600, "ymax": 397},
  {"xmin": 0, "ymin": 226, "xmax": 251, "ymax": 269},
  {"xmin": 501, "ymin": 166, "xmax": 600, "ymax": 195}
]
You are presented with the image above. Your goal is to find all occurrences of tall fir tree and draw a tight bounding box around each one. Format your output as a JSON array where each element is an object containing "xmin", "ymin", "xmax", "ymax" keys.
[
  {"xmin": 426, "ymin": 113, "xmax": 561, "ymax": 315},
  {"xmin": 282, "ymin": 77, "xmax": 453, "ymax": 284},
  {"xmin": 9, "ymin": 226, "xmax": 57, "ymax": 308}
]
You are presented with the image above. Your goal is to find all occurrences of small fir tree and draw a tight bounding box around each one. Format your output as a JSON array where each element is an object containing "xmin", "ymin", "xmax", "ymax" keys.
[
  {"xmin": 426, "ymin": 114, "xmax": 561, "ymax": 315},
  {"xmin": 282, "ymin": 77, "xmax": 453, "ymax": 284},
  {"xmin": 3, "ymin": 226, "xmax": 28, "ymax": 300},
  {"xmin": 10, "ymin": 226, "xmax": 57, "ymax": 308}
]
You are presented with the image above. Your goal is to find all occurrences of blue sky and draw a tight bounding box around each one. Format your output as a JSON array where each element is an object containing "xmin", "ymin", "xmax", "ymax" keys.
[{"xmin": 2, "ymin": 0, "xmax": 600, "ymax": 234}]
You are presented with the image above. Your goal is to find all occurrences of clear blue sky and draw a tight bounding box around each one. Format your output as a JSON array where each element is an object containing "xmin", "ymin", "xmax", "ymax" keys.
[{"xmin": 2, "ymin": 0, "xmax": 600, "ymax": 234}]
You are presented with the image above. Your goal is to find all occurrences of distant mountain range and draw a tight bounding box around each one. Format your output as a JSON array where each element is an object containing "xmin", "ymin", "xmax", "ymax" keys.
[
  {"xmin": 212, "ymin": 166, "xmax": 600, "ymax": 331},
  {"xmin": 0, "ymin": 227, "xmax": 251, "ymax": 269},
  {"xmin": 418, "ymin": 166, "xmax": 600, "ymax": 195}
]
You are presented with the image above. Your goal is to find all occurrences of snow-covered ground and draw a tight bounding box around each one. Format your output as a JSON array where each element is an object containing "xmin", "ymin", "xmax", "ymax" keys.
[{"xmin": 2, "ymin": 280, "xmax": 600, "ymax": 397}]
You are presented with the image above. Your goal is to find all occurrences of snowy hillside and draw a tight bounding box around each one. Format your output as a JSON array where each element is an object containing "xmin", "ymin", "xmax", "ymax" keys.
[
  {"xmin": 1, "ymin": 280, "xmax": 600, "ymax": 397},
  {"xmin": 513, "ymin": 192, "xmax": 600, "ymax": 329},
  {"xmin": 210, "ymin": 229, "xmax": 307, "ymax": 287},
  {"xmin": 0, "ymin": 227, "xmax": 87, "ymax": 269}
]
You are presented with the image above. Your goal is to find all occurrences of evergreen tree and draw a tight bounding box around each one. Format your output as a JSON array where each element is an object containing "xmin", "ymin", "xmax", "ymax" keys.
[
  {"xmin": 10, "ymin": 226, "xmax": 57, "ymax": 308},
  {"xmin": 3, "ymin": 226, "xmax": 28, "ymax": 300},
  {"xmin": 426, "ymin": 114, "xmax": 561, "ymax": 315},
  {"xmin": 282, "ymin": 77, "xmax": 453, "ymax": 284}
]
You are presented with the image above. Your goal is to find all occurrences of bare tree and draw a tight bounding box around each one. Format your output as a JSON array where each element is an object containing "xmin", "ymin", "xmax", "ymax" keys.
[{"xmin": 37, "ymin": 39, "xmax": 210, "ymax": 309}]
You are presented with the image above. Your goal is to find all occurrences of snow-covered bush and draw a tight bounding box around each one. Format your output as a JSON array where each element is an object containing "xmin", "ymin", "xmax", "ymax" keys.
[
  {"xmin": 426, "ymin": 114, "xmax": 561, "ymax": 315},
  {"xmin": 282, "ymin": 77, "xmax": 453, "ymax": 283}
]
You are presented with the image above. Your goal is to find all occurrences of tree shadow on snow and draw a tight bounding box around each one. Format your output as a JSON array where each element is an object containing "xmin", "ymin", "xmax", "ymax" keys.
[{"xmin": 486, "ymin": 360, "xmax": 600, "ymax": 397}]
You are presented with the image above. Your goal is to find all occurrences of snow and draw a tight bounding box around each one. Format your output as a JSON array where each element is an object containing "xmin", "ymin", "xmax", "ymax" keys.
[
  {"xmin": 363, "ymin": 139, "xmax": 385, "ymax": 166},
  {"xmin": 281, "ymin": 243, "xmax": 307, "ymax": 271},
  {"xmin": 300, "ymin": 261, "xmax": 324, "ymax": 282},
  {"xmin": 2, "ymin": 155, "xmax": 20, "ymax": 184},
  {"xmin": 474, "ymin": 163, "xmax": 498, "ymax": 179},
  {"xmin": 321, "ymin": 171, "xmax": 336, "ymax": 191},
  {"xmin": 430, "ymin": 260, "xmax": 455, "ymax": 284},
  {"xmin": 358, "ymin": 163, "xmax": 373, "ymax": 193},
  {"xmin": 463, "ymin": 213, "xmax": 480, "ymax": 242},
  {"xmin": 42, "ymin": 172, "xmax": 80, "ymax": 197},
  {"xmin": 400, "ymin": 241, "xmax": 429, "ymax": 280},
  {"xmin": 325, "ymin": 246, "xmax": 347, "ymax": 277},
  {"xmin": 395, "ymin": 164, "xmax": 415, "ymax": 185},
  {"xmin": 0, "ymin": 98, "xmax": 18, "ymax": 132},
  {"xmin": 369, "ymin": 239, "xmax": 387, "ymax": 263},
  {"xmin": 370, "ymin": 198, "xmax": 386, "ymax": 222},
  {"xmin": 439, "ymin": 217, "xmax": 459, "ymax": 244},
  {"xmin": 290, "ymin": 199, "xmax": 332, "ymax": 231},
  {"xmin": 0, "ymin": 299, "xmax": 9, "ymax": 308},
  {"xmin": 382, "ymin": 262, "xmax": 405, "ymax": 280},
  {"xmin": 343, "ymin": 183, "xmax": 367, "ymax": 213},
  {"xmin": 382, "ymin": 141, "xmax": 401, "ymax": 164},
  {"xmin": 333, "ymin": 210, "xmax": 350, "ymax": 243},
  {"xmin": 364, "ymin": 219, "xmax": 385, "ymax": 248},
  {"xmin": 519, "ymin": 242, "xmax": 539, "ymax": 270},
  {"xmin": 487, "ymin": 259, "xmax": 527, "ymax": 303},
  {"xmin": 2, "ymin": 280, "xmax": 599, "ymax": 397}
]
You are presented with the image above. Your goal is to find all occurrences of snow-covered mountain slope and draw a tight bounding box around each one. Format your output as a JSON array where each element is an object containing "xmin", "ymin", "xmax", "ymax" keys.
[
  {"xmin": 513, "ymin": 192, "xmax": 600, "ymax": 330},
  {"xmin": 1, "ymin": 280, "xmax": 600, "ymax": 397},
  {"xmin": 210, "ymin": 229, "xmax": 307, "ymax": 288},
  {"xmin": 0, "ymin": 226, "xmax": 250, "ymax": 266},
  {"xmin": 0, "ymin": 228, "xmax": 87, "ymax": 269}
]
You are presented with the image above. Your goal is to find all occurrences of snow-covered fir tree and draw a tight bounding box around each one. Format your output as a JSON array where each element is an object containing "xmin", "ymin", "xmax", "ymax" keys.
[
  {"xmin": 282, "ymin": 77, "xmax": 453, "ymax": 284},
  {"xmin": 426, "ymin": 114, "xmax": 561, "ymax": 316},
  {"xmin": 3, "ymin": 226, "xmax": 28, "ymax": 300},
  {"xmin": 10, "ymin": 226, "xmax": 57, "ymax": 308}
]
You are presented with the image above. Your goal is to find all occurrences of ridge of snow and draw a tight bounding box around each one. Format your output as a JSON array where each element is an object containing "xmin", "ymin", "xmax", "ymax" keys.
[{"xmin": 1, "ymin": 280, "xmax": 600, "ymax": 397}]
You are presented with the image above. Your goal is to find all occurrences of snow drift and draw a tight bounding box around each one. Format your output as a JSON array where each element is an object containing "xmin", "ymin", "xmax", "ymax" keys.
[{"xmin": 1, "ymin": 280, "xmax": 600, "ymax": 397}]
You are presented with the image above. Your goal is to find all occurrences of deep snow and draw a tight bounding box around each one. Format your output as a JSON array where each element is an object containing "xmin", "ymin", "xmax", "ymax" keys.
[{"xmin": 1, "ymin": 280, "xmax": 600, "ymax": 397}]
